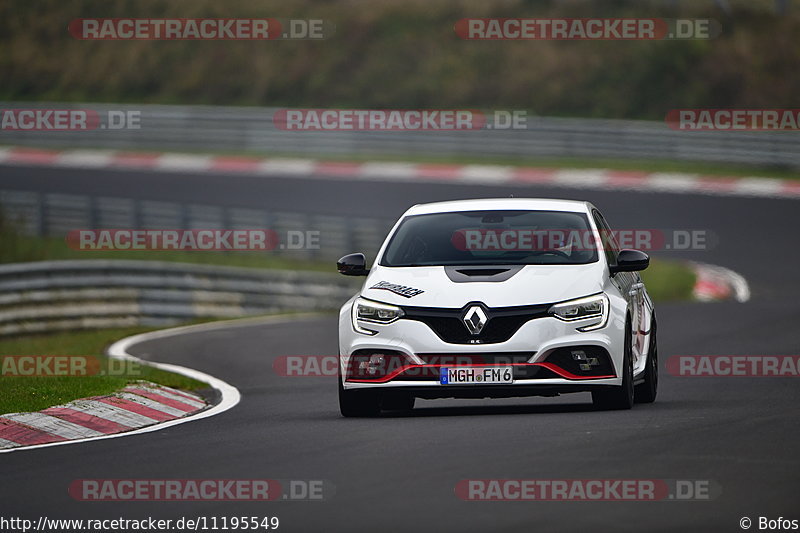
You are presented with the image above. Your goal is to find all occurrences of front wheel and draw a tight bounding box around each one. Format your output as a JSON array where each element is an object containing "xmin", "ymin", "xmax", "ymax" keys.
[
  {"xmin": 592, "ymin": 317, "xmax": 635, "ymax": 410},
  {"xmin": 634, "ymin": 314, "xmax": 658, "ymax": 404}
]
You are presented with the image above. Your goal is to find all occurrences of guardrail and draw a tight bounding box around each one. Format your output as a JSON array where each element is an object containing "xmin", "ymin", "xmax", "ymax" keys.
[
  {"xmin": 0, "ymin": 260, "xmax": 359, "ymax": 336},
  {"xmin": 0, "ymin": 188, "xmax": 394, "ymax": 261},
  {"xmin": 1, "ymin": 102, "xmax": 797, "ymax": 167}
]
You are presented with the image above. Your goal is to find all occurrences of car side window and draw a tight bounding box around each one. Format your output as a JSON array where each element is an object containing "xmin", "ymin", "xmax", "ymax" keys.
[{"xmin": 592, "ymin": 210, "xmax": 619, "ymax": 268}]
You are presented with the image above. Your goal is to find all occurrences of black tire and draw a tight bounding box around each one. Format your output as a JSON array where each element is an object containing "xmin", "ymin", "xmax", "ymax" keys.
[
  {"xmin": 592, "ymin": 317, "xmax": 635, "ymax": 410},
  {"xmin": 634, "ymin": 314, "xmax": 658, "ymax": 404},
  {"xmin": 338, "ymin": 373, "xmax": 381, "ymax": 417},
  {"xmin": 381, "ymin": 391, "xmax": 415, "ymax": 412}
]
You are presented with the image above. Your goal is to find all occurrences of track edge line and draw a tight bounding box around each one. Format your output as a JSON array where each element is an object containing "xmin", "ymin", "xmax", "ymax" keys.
[{"xmin": 0, "ymin": 314, "xmax": 319, "ymax": 454}]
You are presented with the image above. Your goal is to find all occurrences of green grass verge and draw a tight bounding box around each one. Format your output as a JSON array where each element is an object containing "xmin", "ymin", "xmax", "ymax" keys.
[
  {"xmin": 0, "ymin": 228, "xmax": 333, "ymax": 271},
  {"xmin": 0, "ymin": 327, "xmax": 207, "ymax": 414},
  {"xmin": 640, "ymin": 258, "xmax": 697, "ymax": 302}
]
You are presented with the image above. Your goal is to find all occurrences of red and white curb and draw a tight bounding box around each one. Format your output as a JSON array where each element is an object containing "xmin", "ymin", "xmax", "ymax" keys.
[
  {"xmin": 691, "ymin": 262, "xmax": 751, "ymax": 303},
  {"xmin": 0, "ymin": 316, "xmax": 302, "ymax": 453},
  {"xmin": 1, "ymin": 146, "xmax": 799, "ymax": 199},
  {"xmin": 0, "ymin": 381, "xmax": 206, "ymax": 450}
]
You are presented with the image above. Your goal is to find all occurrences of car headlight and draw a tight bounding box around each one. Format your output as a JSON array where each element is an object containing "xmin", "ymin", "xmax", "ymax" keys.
[
  {"xmin": 351, "ymin": 297, "xmax": 405, "ymax": 335},
  {"xmin": 549, "ymin": 293, "xmax": 609, "ymax": 332}
]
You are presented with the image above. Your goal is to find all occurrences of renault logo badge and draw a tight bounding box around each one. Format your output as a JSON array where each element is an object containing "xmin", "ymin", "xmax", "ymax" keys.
[{"xmin": 463, "ymin": 305, "xmax": 488, "ymax": 335}]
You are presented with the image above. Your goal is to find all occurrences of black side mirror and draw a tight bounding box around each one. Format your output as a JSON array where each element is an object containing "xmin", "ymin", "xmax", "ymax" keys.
[
  {"xmin": 610, "ymin": 249, "xmax": 650, "ymax": 274},
  {"xmin": 337, "ymin": 253, "xmax": 369, "ymax": 276}
]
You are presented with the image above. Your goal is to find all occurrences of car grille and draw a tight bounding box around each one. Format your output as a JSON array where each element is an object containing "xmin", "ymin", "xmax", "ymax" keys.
[{"xmin": 401, "ymin": 303, "xmax": 551, "ymax": 344}]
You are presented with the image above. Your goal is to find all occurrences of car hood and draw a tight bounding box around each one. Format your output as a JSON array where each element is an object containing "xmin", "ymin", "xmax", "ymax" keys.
[{"xmin": 360, "ymin": 263, "xmax": 605, "ymax": 308}]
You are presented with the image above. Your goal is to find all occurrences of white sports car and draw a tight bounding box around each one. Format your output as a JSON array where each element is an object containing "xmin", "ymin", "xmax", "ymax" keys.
[{"xmin": 337, "ymin": 198, "xmax": 657, "ymax": 416}]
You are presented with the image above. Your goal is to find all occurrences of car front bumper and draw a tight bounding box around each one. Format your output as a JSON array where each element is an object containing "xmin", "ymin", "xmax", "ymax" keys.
[{"xmin": 338, "ymin": 296, "xmax": 627, "ymax": 392}]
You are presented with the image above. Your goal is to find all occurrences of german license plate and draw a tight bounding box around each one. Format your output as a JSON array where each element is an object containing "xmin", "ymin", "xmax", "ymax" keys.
[{"xmin": 440, "ymin": 367, "xmax": 514, "ymax": 385}]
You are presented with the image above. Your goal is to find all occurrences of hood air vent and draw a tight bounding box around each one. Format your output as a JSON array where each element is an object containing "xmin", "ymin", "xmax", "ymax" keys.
[{"xmin": 444, "ymin": 265, "xmax": 523, "ymax": 283}]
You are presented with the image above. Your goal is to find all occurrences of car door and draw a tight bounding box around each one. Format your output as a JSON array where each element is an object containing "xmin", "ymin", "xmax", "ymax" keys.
[
  {"xmin": 592, "ymin": 209, "xmax": 645, "ymax": 364},
  {"xmin": 631, "ymin": 269, "xmax": 655, "ymax": 364}
]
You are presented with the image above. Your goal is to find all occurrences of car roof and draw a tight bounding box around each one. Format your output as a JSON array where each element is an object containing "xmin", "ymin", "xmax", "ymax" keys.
[{"xmin": 403, "ymin": 198, "xmax": 595, "ymax": 216}]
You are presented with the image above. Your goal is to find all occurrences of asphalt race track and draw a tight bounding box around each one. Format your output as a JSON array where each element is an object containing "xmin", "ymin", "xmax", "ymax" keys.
[{"xmin": 1, "ymin": 164, "xmax": 799, "ymax": 532}]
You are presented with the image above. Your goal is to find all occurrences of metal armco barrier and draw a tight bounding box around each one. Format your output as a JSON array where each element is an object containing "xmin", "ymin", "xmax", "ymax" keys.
[
  {"xmin": 0, "ymin": 102, "xmax": 797, "ymax": 167},
  {"xmin": 0, "ymin": 189, "xmax": 394, "ymax": 261},
  {"xmin": 0, "ymin": 260, "xmax": 359, "ymax": 336}
]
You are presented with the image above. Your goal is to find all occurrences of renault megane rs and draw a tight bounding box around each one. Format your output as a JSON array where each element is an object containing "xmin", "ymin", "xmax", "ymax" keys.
[{"xmin": 336, "ymin": 198, "xmax": 657, "ymax": 416}]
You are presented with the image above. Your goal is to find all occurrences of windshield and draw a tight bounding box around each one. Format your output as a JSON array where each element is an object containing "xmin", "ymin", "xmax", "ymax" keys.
[{"xmin": 381, "ymin": 210, "xmax": 599, "ymax": 267}]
